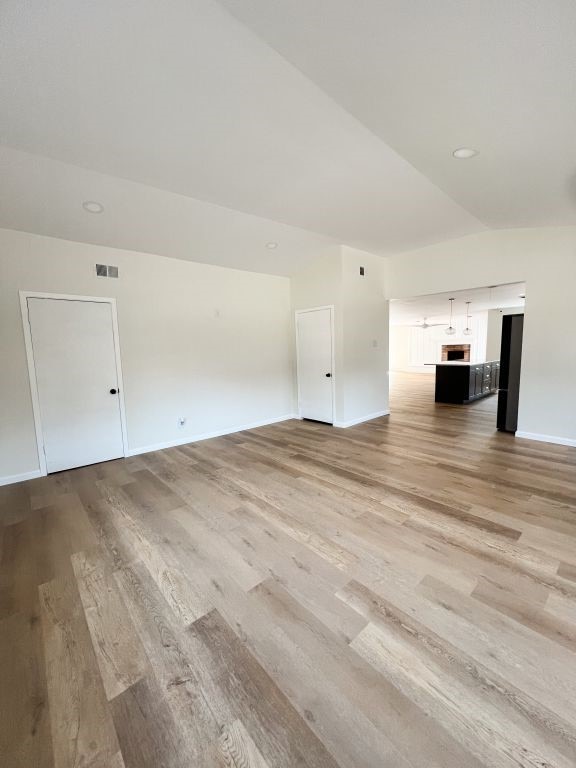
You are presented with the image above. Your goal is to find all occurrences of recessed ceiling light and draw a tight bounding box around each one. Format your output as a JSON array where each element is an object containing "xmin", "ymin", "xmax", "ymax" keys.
[
  {"xmin": 82, "ymin": 200, "xmax": 104, "ymax": 214},
  {"xmin": 265, "ymin": 241, "xmax": 278, "ymax": 249},
  {"xmin": 452, "ymin": 147, "xmax": 478, "ymax": 159}
]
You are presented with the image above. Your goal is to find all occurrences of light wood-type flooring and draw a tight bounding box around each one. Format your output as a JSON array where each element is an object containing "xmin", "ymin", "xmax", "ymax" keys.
[{"xmin": 2, "ymin": 372, "xmax": 576, "ymax": 767}]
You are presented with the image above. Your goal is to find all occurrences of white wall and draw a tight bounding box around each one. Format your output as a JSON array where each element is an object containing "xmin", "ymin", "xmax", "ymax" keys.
[
  {"xmin": 0, "ymin": 228, "xmax": 295, "ymax": 483},
  {"xmin": 385, "ymin": 227, "xmax": 576, "ymax": 445},
  {"xmin": 290, "ymin": 246, "xmax": 345, "ymax": 418},
  {"xmin": 291, "ymin": 245, "xmax": 389, "ymax": 427},
  {"xmin": 340, "ymin": 247, "xmax": 389, "ymax": 425},
  {"xmin": 4, "ymin": 222, "xmax": 571, "ymax": 484},
  {"xmin": 390, "ymin": 313, "xmax": 488, "ymax": 372},
  {"xmin": 389, "ymin": 325, "xmax": 412, "ymax": 371}
]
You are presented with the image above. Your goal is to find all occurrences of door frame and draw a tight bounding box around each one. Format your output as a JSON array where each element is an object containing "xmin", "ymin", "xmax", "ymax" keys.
[
  {"xmin": 294, "ymin": 305, "xmax": 336, "ymax": 425},
  {"xmin": 19, "ymin": 291, "xmax": 129, "ymax": 477}
]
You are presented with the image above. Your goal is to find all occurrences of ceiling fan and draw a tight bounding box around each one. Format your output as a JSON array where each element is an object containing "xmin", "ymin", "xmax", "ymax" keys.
[{"xmin": 409, "ymin": 317, "xmax": 445, "ymax": 329}]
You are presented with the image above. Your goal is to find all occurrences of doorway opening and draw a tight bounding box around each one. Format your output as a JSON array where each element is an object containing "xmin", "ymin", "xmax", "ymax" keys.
[{"xmin": 388, "ymin": 282, "xmax": 526, "ymax": 433}]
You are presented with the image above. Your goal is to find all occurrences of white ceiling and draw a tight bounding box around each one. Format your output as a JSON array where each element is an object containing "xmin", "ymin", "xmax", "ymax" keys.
[
  {"xmin": 219, "ymin": 0, "xmax": 576, "ymax": 229},
  {"xmin": 1, "ymin": 1, "xmax": 574, "ymax": 273},
  {"xmin": 0, "ymin": 146, "xmax": 337, "ymax": 276},
  {"xmin": 390, "ymin": 283, "xmax": 526, "ymax": 326}
]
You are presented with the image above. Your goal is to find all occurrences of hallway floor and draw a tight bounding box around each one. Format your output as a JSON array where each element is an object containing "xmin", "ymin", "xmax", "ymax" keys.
[{"xmin": 2, "ymin": 373, "xmax": 576, "ymax": 767}]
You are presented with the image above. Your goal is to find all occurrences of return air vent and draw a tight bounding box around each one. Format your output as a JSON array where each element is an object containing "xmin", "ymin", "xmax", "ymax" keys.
[{"xmin": 95, "ymin": 264, "xmax": 119, "ymax": 278}]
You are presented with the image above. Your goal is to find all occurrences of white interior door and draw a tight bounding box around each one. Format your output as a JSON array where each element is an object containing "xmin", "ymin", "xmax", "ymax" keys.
[
  {"xmin": 296, "ymin": 308, "xmax": 334, "ymax": 423},
  {"xmin": 27, "ymin": 298, "xmax": 125, "ymax": 473}
]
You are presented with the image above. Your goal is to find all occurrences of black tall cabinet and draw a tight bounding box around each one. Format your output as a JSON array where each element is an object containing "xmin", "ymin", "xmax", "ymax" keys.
[{"xmin": 497, "ymin": 314, "xmax": 524, "ymax": 433}]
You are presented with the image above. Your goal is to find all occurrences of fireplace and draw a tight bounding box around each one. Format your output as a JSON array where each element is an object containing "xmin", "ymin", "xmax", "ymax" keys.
[{"xmin": 442, "ymin": 344, "xmax": 470, "ymax": 362}]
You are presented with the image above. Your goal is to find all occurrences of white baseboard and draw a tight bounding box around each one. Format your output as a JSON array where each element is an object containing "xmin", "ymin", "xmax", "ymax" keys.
[
  {"xmin": 334, "ymin": 410, "xmax": 390, "ymax": 429},
  {"xmin": 516, "ymin": 431, "xmax": 576, "ymax": 448},
  {"xmin": 0, "ymin": 415, "xmax": 300, "ymax": 487},
  {"xmin": 0, "ymin": 469, "xmax": 43, "ymax": 487},
  {"xmin": 126, "ymin": 413, "xmax": 299, "ymax": 457}
]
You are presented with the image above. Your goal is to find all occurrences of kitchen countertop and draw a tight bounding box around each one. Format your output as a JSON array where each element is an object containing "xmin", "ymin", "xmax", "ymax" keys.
[
  {"xmin": 425, "ymin": 360, "xmax": 499, "ymax": 367},
  {"xmin": 434, "ymin": 361, "xmax": 475, "ymax": 366}
]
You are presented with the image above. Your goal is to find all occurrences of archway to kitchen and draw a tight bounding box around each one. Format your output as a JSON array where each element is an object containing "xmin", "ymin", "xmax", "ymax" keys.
[{"xmin": 388, "ymin": 282, "xmax": 526, "ymax": 434}]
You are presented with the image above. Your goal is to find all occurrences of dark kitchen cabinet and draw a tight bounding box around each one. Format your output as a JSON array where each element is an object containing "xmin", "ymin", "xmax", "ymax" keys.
[
  {"xmin": 435, "ymin": 361, "xmax": 500, "ymax": 404},
  {"xmin": 490, "ymin": 365, "xmax": 499, "ymax": 390},
  {"xmin": 474, "ymin": 365, "xmax": 484, "ymax": 396}
]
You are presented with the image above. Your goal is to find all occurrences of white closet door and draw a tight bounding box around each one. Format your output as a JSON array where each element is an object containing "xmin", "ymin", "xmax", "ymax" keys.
[
  {"xmin": 27, "ymin": 298, "xmax": 125, "ymax": 472},
  {"xmin": 296, "ymin": 308, "xmax": 334, "ymax": 423}
]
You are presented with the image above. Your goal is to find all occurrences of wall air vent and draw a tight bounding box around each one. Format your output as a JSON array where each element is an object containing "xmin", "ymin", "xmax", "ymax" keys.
[{"xmin": 95, "ymin": 264, "xmax": 119, "ymax": 278}]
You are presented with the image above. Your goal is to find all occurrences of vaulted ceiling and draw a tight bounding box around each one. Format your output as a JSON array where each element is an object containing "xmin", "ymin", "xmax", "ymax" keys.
[
  {"xmin": 219, "ymin": 0, "xmax": 576, "ymax": 230},
  {"xmin": 1, "ymin": 0, "xmax": 574, "ymax": 273}
]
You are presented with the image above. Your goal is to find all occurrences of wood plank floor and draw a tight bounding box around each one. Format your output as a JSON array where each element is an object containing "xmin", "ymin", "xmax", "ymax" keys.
[{"xmin": 2, "ymin": 372, "xmax": 576, "ymax": 767}]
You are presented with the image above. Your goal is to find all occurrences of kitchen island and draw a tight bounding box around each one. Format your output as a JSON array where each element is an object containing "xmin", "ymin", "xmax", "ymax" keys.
[{"xmin": 434, "ymin": 360, "xmax": 500, "ymax": 404}]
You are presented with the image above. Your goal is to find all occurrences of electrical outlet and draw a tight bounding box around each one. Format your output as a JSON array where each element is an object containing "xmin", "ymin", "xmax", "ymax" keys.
[{"xmin": 178, "ymin": 417, "xmax": 186, "ymax": 428}]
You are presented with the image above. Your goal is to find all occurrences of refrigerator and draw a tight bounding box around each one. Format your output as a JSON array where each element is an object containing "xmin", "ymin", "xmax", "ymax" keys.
[{"xmin": 497, "ymin": 313, "xmax": 524, "ymax": 433}]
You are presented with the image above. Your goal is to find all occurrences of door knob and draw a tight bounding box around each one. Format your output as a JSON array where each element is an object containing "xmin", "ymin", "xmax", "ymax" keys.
[
  {"xmin": 110, "ymin": 388, "xmax": 118, "ymax": 394},
  {"xmin": 325, "ymin": 373, "xmax": 332, "ymax": 378}
]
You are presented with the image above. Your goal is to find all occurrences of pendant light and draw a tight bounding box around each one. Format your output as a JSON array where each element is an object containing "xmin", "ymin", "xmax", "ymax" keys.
[
  {"xmin": 463, "ymin": 301, "xmax": 473, "ymax": 336},
  {"xmin": 445, "ymin": 298, "xmax": 456, "ymax": 335}
]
